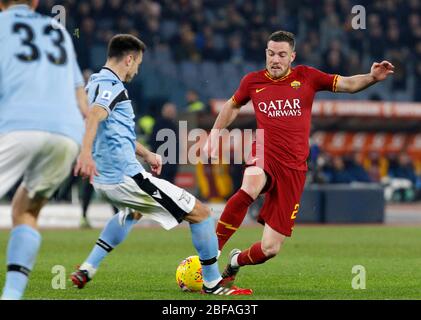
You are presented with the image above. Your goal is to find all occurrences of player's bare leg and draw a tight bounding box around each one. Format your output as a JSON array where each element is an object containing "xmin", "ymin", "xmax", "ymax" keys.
[
  {"xmin": 183, "ymin": 199, "xmax": 211, "ymax": 223},
  {"xmin": 11, "ymin": 185, "xmax": 47, "ymax": 228},
  {"xmin": 261, "ymin": 223, "xmax": 286, "ymax": 257},
  {"xmin": 216, "ymin": 166, "xmax": 267, "ymax": 250},
  {"xmin": 118, "ymin": 209, "xmax": 142, "ymax": 226},
  {"xmin": 222, "ymin": 223, "xmax": 285, "ymax": 285},
  {"xmin": 242, "ymin": 167, "xmax": 268, "ymax": 199},
  {"xmin": 2, "ymin": 186, "xmax": 46, "ymax": 300}
]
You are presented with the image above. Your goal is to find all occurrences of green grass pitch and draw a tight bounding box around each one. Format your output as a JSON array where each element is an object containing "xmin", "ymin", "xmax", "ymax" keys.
[{"xmin": 1, "ymin": 224, "xmax": 421, "ymax": 300}]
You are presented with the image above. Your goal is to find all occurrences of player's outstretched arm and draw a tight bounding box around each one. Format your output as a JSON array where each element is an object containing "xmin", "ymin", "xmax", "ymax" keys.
[
  {"xmin": 204, "ymin": 98, "xmax": 241, "ymax": 159},
  {"xmin": 212, "ymin": 98, "xmax": 242, "ymax": 130},
  {"xmin": 74, "ymin": 105, "xmax": 108, "ymax": 183},
  {"xmin": 135, "ymin": 142, "xmax": 162, "ymax": 175},
  {"xmin": 336, "ymin": 60, "xmax": 395, "ymax": 93}
]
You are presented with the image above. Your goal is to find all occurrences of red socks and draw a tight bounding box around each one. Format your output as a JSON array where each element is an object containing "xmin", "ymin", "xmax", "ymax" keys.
[
  {"xmin": 216, "ymin": 189, "xmax": 254, "ymax": 250},
  {"xmin": 217, "ymin": 190, "xmax": 275, "ymax": 266},
  {"xmin": 237, "ymin": 242, "xmax": 272, "ymax": 266}
]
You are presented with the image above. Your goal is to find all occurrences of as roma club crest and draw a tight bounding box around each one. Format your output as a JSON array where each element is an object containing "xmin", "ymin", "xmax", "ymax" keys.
[{"xmin": 290, "ymin": 80, "xmax": 301, "ymax": 90}]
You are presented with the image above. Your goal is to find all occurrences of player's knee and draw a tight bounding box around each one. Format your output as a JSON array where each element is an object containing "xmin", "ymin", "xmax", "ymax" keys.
[
  {"xmin": 184, "ymin": 200, "xmax": 210, "ymax": 224},
  {"xmin": 12, "ymin": 194, "xmax": 45, "ymax": 222},
  {"xmin": 132, "ymin": 211, "xmax": 142, "ymax": 220},
  {"xmin": 195, "ymin": 202, "xmax": 211, "ymax": 221},
  {"xmin": 242, "ymin": 167, "xmax": 266, "ymax": 199},
  {"xmin": 261, "ymin": 242, "xmax": 281, "ymax": 258},
  {"xmin": 240, "ymin": 185, "xmax": 258, "ymax": 199}
]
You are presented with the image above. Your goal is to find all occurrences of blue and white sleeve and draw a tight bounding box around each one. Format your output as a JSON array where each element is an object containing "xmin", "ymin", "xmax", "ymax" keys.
[{"xmin": 92, "ymin": 81, "xmax": 127, "ymax": 115}]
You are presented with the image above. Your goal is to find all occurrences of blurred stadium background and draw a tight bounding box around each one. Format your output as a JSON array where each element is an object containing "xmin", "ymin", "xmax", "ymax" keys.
[{"xmin": 1, "ymin": 0, "xmax": 421, "ymax": 228}]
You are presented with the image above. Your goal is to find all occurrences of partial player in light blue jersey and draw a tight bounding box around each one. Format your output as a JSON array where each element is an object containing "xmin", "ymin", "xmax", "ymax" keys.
[
  {"xmin": 0, "ymin": 1, "xmax": 86, "ymax": 142},
  {"xmin": 85, "ymin": 66, "xmax": 144, "ymax": 184},
  {"xmin": 0, "ymin": 0, "xmax": 88, "ymax": 300},
  {"xmin": 71, "ymin": 34, "xmax": 252, "ymax": 296}
]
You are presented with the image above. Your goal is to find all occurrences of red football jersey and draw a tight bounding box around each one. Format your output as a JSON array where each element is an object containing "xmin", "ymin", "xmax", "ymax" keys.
[{"xmin": 233, "ymin": 65, "xmax": 339, "ymax": 171}]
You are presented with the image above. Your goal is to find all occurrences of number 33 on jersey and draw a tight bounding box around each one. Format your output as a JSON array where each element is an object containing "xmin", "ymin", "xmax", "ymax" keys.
[{"xmin": 0, "ymin": 5, "xmax": 85, "ymax": 145}]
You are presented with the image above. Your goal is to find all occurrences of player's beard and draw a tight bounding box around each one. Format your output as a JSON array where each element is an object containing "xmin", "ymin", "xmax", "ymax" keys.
[{"xmin": 268, "ymin": 65, "xmax": 289, "ymax": 79}]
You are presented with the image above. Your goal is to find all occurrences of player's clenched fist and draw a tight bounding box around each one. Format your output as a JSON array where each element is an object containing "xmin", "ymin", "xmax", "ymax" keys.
[{"xmin": 144, "ymin": 151, "xmax": 162, "ymax": 175}]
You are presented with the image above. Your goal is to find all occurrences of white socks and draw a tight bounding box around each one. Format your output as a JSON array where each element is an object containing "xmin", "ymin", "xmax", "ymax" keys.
[{"xmin": 79, "ymin": 262, "xmax": 97, "ymax": 279}]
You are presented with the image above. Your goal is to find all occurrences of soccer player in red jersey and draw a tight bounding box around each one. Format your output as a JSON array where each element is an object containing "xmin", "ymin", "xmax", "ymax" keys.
[{"xmin": 205, "ymin": 30, "xmax": 394, "ymax": 283}]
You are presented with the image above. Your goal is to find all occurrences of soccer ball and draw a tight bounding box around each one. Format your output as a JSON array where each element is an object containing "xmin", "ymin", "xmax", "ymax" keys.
[{"xmin": 175, "ymin": 255, "xmax": 203, "ymax": 292}]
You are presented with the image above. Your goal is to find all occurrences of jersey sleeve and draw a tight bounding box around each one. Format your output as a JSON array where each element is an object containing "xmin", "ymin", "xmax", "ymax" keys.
[
  {"xmin": 232, "ymin": 74, "xmax": 252, "ymax": 106},
  {"xmin": 305, "ymin": 66, "xmax": 339, "ymax": 92},
  {"xmin": 92, "ymin": 82, "xmax": 128, "ymax": 115}
]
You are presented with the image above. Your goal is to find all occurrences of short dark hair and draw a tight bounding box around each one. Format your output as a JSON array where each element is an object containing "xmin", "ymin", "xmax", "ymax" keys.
[
  {"xmin": 268, "ymin": 31, "xmax": 296, "ymax": 50},
  {"xmin": 107, "ymin": 34, "xmax": 146, "ymax": 60}
]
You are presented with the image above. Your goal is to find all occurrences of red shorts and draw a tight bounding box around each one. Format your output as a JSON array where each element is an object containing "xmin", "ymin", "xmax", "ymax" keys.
[{"xmin": 246, "ymin": 150, "xmax": 306, "ymax": 237}]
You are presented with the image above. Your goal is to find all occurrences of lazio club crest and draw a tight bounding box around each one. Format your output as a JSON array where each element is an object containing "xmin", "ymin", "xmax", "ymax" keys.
[{"xmin": 290, "ymin": 80, "xmax": 301, "ymax": 90}]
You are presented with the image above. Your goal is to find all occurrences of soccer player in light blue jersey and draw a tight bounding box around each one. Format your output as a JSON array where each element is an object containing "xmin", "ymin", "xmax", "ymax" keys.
[
  {"xmin": 0, "ymin": 0, "xmax": 87, "ymax": 299},
  {"xmin": 71, "ymin": 34, "xmax": 252, "ymax": 296}
]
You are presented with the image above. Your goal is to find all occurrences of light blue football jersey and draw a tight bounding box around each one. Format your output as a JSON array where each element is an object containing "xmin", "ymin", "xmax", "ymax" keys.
[
  {"xmin": 0, "ymin": 5, "xmax": 84, "ymax": 144},
  {"xmin": 86, "ymin": 67, "xmax": 144, "ymax": 184}
]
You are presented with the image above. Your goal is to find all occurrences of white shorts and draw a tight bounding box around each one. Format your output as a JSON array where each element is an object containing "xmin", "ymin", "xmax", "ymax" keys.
[
  {"xmin": 0, "ymin": 131, "xmax": 79, "ymax": 199},
  {"xmin": 93, "ymin": 171, "xmax": 196, "ymax": 230}
]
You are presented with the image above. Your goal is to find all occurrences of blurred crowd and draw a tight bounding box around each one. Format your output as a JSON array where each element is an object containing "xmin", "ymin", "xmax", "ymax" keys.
[
  {"xmin": 36, "ymin": 0, "xmax": 420, "ymax": 103},
  {"xmin": 308, "ymin": 142, "xmax": 421, "ymax": 202}
]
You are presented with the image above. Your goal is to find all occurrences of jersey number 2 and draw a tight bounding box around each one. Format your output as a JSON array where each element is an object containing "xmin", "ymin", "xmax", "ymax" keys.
[
  {"xmin": 290, "ymin": 204, "xmax": 300, "ymax": 220},
  {"xmin": 13, "ymin": 23, "xmax": 68, "ymax": 65}
]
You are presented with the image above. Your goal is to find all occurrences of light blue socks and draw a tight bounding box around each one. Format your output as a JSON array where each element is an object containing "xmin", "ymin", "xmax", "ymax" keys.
[
  {"xmin": 81, "ymin": 212, "xmax": 137, "ymax": 278},
  {"xmin": 2, "ymin": 225, "xmax": 41, "ymax": 300},
  {"xmin": 190, "ymin": 217, "xmax": 221, "ymax": 288}
]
